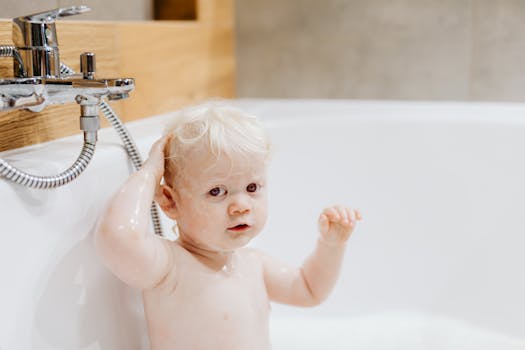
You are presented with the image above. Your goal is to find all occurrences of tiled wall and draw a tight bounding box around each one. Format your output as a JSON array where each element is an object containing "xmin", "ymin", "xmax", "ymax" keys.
[
  {"xmin": 1, "ymin": 0, "xmax": 152, "ymax": 21},
  {"xmin": 235, "ymin": 0, "xmax": 525, "ymax": 102}
]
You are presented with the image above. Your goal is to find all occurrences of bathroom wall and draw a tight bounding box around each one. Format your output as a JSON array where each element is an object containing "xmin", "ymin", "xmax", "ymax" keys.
[
  {"xmin": 235, "ymin": 0, "xmax": 525, "ymax": 102},
  {"xmin": 1, "ymin": 0, "xmax": 153, "ymax": 21}
]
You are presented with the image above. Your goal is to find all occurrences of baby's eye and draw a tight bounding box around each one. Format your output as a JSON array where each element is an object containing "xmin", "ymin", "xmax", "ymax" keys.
[
  {"xmin": 246, "ymin": 183, "xmax": 260, "ymax": 193},
  {"xmin": 209, "ymin": 186, "xmax": 227, "ymax": 197}
]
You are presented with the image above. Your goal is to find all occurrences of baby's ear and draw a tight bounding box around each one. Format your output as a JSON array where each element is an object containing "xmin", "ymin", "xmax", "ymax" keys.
[{"xmin": 155, "ymin": 184, "xmax": 179, "ymax": 219}]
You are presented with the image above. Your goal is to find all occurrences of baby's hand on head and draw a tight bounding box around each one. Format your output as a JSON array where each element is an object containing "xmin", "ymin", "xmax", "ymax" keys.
[
  {"xmin": 318, "ymin": 206, "xmax": 361, "ymax": 245},
  {"xmin": 143, "ymin": 135, "xmax": 171, "ymax": 182}
]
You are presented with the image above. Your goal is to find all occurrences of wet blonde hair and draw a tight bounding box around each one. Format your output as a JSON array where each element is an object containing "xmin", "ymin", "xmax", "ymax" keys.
[{"xmin": 162, "ymin": 101, "xmax": 270, "ymax": 187}]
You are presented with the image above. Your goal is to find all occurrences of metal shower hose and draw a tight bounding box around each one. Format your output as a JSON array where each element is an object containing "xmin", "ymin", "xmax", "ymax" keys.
[{"xmin": 0, "ymin": 57, "xmax": 163, "ymax": 236}]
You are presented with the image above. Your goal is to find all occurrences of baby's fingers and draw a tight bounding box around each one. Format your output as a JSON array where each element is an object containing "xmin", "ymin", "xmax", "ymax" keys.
[
  {"xmin": 323, "ymin": 206, "xmax": 352, "ymax": 224},
  {"xmin": 321, "ymin": 206, "xmax": 362, "ymax": 231},
  {"xmin": 318, "ymin": 213, "xmax": 330, "ymax": 234},
  {"xmin": 319, "ymin": 206, "xmax": 359, "ymax": 245},
  {"xmin": 143, "ymin": 136, "xmax": 172, "ymax": 180},
  {"xmin": 149, "ymin": 135, "xmax": 171, "ymax": 157},
  {"xmin": 345, "ymin": 207, "xmax": 362, "ymax": 224},
  {"xmin": 322, "ymin": 206, "xmax": 342, "ymax": 223}
]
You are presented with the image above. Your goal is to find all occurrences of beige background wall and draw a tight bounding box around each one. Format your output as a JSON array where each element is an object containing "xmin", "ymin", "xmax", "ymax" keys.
[
  {"xmin": 2, "ymin": 0, "xmax": 525, "ymax": 101},
  {"xmin": 236, "ymin": 0, "xmax": 525, "ymax": 102}
]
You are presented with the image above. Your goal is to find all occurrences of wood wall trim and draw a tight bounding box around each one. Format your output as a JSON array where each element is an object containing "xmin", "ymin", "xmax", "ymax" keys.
[{"xmin": 0, "ymin": 0, "xmax": 235, "ymax": 152}]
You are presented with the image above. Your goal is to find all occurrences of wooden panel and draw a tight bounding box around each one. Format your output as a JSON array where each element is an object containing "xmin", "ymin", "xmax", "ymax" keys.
[
  {"xmin": 0, "ymin": 0, "xmax": 235, "ymax": 152},
  {"xmin": 117, "ymin": 21, "xmax": 235, "ymax": 121},
  {"xmin": 0, "ymin": 22, "xmax": 13, "ymax": 79},
  {"xmin": 198, "ymin": 0, "xmax": 234, "ymax": 25},
  {"xmin": 57, "ymin": 21, "xmax": 120, "ymax": 80},
  {"xmin": 119, "ymin": 0, "xmax": 235, "ymax": 119}
]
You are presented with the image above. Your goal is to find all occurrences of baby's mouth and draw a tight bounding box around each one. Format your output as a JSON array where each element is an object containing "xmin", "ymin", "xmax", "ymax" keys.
[{"xmin": 227, "ymin": 224, "xmax": 251, "ymax": 232}]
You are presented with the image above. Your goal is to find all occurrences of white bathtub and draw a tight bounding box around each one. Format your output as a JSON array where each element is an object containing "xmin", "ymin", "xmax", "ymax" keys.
[{"xmin": 2, "ymin": 99, "xmax": 525, "ymax": 349}]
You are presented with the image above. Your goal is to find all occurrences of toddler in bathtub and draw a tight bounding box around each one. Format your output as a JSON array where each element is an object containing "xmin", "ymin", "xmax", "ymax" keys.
[{"xmin": 95, "ymin": 101, "xmax": 361, "ymax": 350}]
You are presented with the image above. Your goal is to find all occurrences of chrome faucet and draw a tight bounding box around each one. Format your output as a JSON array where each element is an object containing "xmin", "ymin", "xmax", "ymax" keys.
[
  {"xmin": 0, "ymin": 6, "xmax": 134, "ymax": 116},
  {"xmin": 0, "ymin": 6, "xmax": 136, "ymax": 189},
  {"xmin": 12, "ymin": 6, "xmax": 90, "ymax": 78}
]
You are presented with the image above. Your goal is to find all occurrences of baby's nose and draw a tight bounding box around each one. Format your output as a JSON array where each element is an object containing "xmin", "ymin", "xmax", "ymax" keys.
[{"xmin": 228, "ymin": 197, "xmax": 251, "ymax": 215}]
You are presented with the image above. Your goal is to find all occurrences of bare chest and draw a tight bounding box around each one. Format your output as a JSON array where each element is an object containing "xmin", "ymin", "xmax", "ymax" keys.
[
  {"xmin": 177, "ymin": 259, "xmax": 269, "ymax": 317},
  {"xmin": 143, "ymin": 251, "xmax": 271, "ymax": 349}
]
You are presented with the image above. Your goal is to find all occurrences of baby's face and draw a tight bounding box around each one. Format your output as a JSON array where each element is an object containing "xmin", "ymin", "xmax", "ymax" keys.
[{"xmin": 173, "ymin": 149, "xmax": 268, "ymax": 252}]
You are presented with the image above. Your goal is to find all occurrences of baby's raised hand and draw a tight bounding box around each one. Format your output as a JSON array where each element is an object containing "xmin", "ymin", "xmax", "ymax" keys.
[
  {"xmin": 318, "ymin": 206, "xmax": 361, "ymax": 245},
  {"xmin": 142, "ymin": 135, "xmax": 171, "ymax": 182}
]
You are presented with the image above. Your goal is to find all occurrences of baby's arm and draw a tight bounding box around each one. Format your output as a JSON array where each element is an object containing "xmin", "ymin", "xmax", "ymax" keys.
[
  {"xmin": 94, "ymin": 136, "xmax": 173, "ymax": 289},
  {"xmin": 260, "ymin": 206, "xmax": 361, "ymax": 306}
]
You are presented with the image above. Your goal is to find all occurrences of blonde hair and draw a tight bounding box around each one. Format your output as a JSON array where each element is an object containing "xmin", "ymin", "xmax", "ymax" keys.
[{"xmin": 163, "ymin": 101, "xmax": 270, "ymax": 186}]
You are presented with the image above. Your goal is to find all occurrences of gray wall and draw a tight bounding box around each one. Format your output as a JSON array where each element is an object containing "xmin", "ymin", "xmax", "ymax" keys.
[
  {"xmin": 1, "ymin": 0, "xmax": 152, "ymax": 21},
  {"xmin": 235, "ymin": 0, "xmax": 525, "ymax": 101}
]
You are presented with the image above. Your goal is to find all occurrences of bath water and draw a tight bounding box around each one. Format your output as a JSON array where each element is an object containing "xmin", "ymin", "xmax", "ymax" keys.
[{"xmin": 270, "ymin": 312, "xmax": 525, "ymax": 350}]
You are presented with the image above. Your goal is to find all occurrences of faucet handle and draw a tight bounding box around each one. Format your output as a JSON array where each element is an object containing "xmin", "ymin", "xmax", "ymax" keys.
[
  {"xmin": 18, "ymin": 6, "xmax": 91, "ymax": 23},
  {"xmin": 12, "ymin": 6, "xmax": 90, "ymax": 77},
  {"xmin": 13, "ymin": 6, "xmax": 91, "ymax": 47}
]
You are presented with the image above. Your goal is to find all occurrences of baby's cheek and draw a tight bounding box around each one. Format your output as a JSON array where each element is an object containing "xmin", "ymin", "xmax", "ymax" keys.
[
  {"xmin": 256, "ymin": 197, "xmax": 268, "ymax": 226},
  {"xmin": 191, "ymin": 202, "xmax": 221, "ymax": 226},
  {"xmin": 187, "ymin": 204, "xmax": 206, "ymax": 224},
  {"xmin": 176, "ymin": 201, "xmax": 202, "ymax": 231}
]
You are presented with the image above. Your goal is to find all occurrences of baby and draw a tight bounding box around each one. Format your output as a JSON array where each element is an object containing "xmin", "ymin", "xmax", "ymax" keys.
[{"xmin": 95, "ymin": 102, "xmax": 361, "ymax": 350}]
